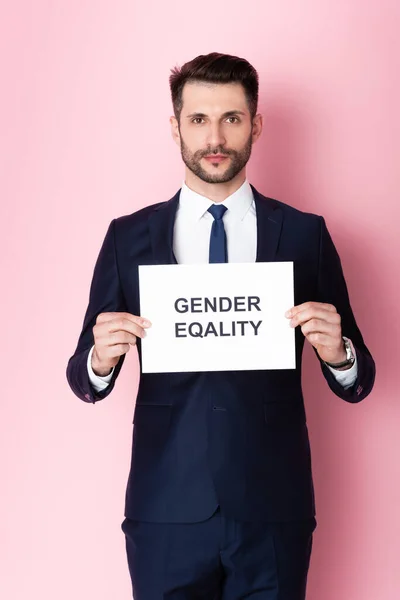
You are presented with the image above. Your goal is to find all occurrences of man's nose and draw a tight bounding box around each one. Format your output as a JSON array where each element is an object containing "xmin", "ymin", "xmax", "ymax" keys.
[{"xmin": 206, "ymin": 123, "xmax": 226, "ymax": 148}]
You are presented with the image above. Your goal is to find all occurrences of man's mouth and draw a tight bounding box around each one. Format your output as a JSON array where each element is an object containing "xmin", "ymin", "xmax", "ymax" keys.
[{"xmin": 203, "ymin": 154, "xmax": 229, "ymax": 163}]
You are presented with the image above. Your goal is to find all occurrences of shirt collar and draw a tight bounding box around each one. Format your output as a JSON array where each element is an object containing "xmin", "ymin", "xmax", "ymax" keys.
[{"xmin": 178, "ymin": 178, "xmax": 254, "ymax": 222}]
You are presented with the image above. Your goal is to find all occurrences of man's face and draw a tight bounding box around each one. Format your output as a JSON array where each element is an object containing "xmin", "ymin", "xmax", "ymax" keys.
[{"xmin": 171, "ymin": 81, "xmax": 262, "ymax": 184}]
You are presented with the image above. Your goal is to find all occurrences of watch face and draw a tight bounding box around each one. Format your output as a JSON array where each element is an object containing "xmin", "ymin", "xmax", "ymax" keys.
[{"xmin": 343, "ymin": 338, "xmax": 354, "ymax": 360}]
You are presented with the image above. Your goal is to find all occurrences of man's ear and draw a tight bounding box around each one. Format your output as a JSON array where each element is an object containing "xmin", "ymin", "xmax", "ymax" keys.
[
  {"xmin": 170, "ymin": 115, "xmax": 181, "ymax": 147},
  {"xmin": 251, "ymin": 113, "xmax": 263, "ymax": 144}
]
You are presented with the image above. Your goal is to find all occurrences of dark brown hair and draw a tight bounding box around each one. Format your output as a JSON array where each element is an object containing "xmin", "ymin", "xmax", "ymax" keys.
[{"xmin": 169, "ymin": 52, "xmax": 259, "ymax": 123}]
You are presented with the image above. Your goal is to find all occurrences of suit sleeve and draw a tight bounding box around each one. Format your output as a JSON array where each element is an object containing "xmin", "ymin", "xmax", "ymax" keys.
[
  {"xmin": 313, "ymin": 216, "xmax": 376, "ymax": 402},
  {"xmin": 87, "ymin": 344, "xmax": 115, "ymax": 391},
  {"xmin": 66, "ymin": 218, "xmax": 128, "ymax": 403}
]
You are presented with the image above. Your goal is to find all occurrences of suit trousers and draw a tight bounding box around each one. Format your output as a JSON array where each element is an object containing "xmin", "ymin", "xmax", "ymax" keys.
[{"xmin": 120, "ymin": 505, "xmax": 317, "ymax": 599}]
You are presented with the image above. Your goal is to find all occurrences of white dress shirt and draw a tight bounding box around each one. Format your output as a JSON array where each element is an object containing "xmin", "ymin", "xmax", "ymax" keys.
[{"xmin": 87, "ymin": 179, "xmax": 358, "ymax": 391}]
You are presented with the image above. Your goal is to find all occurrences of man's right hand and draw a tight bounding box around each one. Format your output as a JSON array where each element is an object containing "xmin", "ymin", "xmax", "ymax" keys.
[{"xmin": 91, "ymin": 312, "xmax": 152, "ymax": 376}]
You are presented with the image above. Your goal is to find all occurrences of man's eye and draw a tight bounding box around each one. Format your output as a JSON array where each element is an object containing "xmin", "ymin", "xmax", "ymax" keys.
[
  {"xmin": 227, "ymin": 116, "xmax": 239, "ymax": 124},
  {"xmin": 192, "ymin": 117, "xmax": 204, "ymax": 124}
]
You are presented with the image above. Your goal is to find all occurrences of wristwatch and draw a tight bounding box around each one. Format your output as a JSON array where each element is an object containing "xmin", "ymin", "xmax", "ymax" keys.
[{"xmin": 324, "ymin": 336, "xmax": 355, "ymax": 369}]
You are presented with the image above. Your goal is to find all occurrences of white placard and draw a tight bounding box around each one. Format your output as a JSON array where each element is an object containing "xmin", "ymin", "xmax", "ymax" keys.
[{"xmin": 138, "ymin": 262, "xmax": 295, "ymax": 373}]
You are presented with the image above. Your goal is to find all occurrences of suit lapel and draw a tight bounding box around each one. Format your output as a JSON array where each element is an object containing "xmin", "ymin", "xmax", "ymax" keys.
[
  {"xmin": 148, "ymin": 190, "xmax": 180, "ymax": 264},
  {"xmin": 148, "ymin": 184, "xmax": 284, "ymax": 265},
  {"xmin": 251, "ymin": 184, "xmax": 284, "ymax": 262}
]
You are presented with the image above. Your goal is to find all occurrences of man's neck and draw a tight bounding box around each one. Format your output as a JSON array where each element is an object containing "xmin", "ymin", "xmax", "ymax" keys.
[{"xmin": 184, "ymin": 169, "xmax": 247, "ymax": 203}]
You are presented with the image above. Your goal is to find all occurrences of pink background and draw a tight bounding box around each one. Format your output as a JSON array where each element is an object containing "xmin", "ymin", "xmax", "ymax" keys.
[{"xmin": 1, "ymin": 1, "xmax": 399, "ymax": 598}]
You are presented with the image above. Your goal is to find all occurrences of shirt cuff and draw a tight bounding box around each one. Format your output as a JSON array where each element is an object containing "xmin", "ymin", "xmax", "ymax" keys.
[
  {"xmin": 324, "ymin": 339, "xmax": 358, "ymax": 390},
  {"xmin": 87, "ymin": 345, "xmax": 114, "ymax": 392}
]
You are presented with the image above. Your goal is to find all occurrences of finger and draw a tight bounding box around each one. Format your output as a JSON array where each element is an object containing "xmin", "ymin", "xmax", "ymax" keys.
[
  {"xmin": 107, "ymin": 330, "xmax": 142, "ymax": 346},
  {"xmin": 125, "ymin": 314, "xmax": 152, "ymax": 328},
  {"xmin": 94, "ymin": 319, "xmax": 145, "ymax": 342},
  {"xmin": 300, "ymin": 318, "xmax": 339, "ymax": 337},
  {"xmin": 96, "ymin": 312, "xmax": 129, "ymax": 324},
  {"xmin": 304, "ymin": 332, "xmax": 339, "ymax": 347},
  {"xmin": 107, "ymin": 318, "xmax": 147, "ymax": 339},
  {"xmin": 96, "ymin": 312, "xmax": 152, "ymax": 327},
  {"xmin": 290, "ymin": 307, "xmax": 341, "ymax": 328},
  {"xmin": 286, "ymin": 302, "xmax": 336, "ymax": 318},
  {"xmin": 103, "ymin": 343, "xmax": 132, "ymax": 358}
]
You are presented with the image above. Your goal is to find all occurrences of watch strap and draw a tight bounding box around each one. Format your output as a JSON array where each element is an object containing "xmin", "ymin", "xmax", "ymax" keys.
[{"xmin": 324, "ymin": 336, "xmax": 355, "ymax": 368}]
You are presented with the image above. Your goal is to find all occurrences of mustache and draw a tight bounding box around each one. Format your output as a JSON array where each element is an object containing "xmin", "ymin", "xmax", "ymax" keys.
[{"xmin": 197, "ymin": 149, "xmax": 233, "ymax": 158}]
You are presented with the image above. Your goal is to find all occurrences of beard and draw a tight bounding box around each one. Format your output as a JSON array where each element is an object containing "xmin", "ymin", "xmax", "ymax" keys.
[{"xmin": 179, "ymin": 130, "xmax": 253, "ymax": 184}]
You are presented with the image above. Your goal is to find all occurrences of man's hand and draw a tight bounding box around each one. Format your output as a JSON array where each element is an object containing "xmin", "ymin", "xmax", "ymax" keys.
[
  {"xmin": 91, "ymin": 312, "xmax": 152, "ymax": 376},
  {"xmin": 285, "ymin": 301, "xmax": 347, "ymax": 365}
]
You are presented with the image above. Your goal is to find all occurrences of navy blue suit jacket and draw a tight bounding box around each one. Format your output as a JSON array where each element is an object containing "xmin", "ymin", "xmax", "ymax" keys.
[{"xmin": 66, "ymin": 184, "xmax": 376, "ymax": 523}]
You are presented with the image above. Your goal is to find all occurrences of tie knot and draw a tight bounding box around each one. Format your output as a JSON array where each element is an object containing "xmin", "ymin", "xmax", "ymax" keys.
[{"xmin": 208, "ymin": 204, "xmax": 227, "ymax": 221}]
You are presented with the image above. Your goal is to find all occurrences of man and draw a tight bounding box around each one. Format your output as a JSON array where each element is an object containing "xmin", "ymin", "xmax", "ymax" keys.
[{"xmin": 66, "ymin": 52, "xmax": 376, "ymax": 599}]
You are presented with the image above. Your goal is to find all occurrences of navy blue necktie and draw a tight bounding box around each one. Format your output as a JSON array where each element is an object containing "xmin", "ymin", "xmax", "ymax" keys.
[{"xmin": 208, "ymin": 204, "xmax": 228, "ymax": 263}]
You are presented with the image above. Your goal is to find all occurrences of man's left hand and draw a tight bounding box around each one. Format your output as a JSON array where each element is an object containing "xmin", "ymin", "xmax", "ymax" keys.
[{"xmin": 285, "ymin": 301, "xmax": 347, "ymax": 365}]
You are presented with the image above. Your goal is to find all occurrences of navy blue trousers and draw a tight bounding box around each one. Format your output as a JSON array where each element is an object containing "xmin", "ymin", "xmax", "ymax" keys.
[{"xmin": 121, "ymin": 506, "xmax": 317, "ymax": 599}]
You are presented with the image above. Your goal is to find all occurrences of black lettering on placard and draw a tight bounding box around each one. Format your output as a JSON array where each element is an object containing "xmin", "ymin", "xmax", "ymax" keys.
[
  {"xmin": 234, "ymin": 296, "xmax": 246, "ymax": 311},
  {"xmin": 188, "ymin": 322, "xmax": 203, "ymax": 337},
  {"xmin": 219, "ymin": 321, "xmax": 230, "ymax": 336},
  {"xmin": 175, "ymin": 298, "xmax": 188, "ymax": 313},
  {"xmin": 173, "ymin": 295, "xmax": 264, "ymax": 339},
  {"xmin": 219, "ymin": 297, "xmax": 232, "ymax": 312},
  {"xmin": 204, "ymin": 297, "xmax": 217, "ymax": 312},
  {"xmin": 204, "ymin": 322, "xmax": 218, "ymax": 336},
  {"xmin": 248, "ymin": 296, "xmax": 261, "ymax": 311},
  {"xmin": 175, "ymin": 323, "xmax": 187, "ymax": 337},
  {"xmin": 236, "ymin": 321, "xmax": 247, "ymax": 336},
  {"xmin": 249, "ymin": 320, "xmax": 262, "ymax": 335},
  {"xmin": 191, "ymin": 298, "xmax": 202, "ymax": 313}
]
